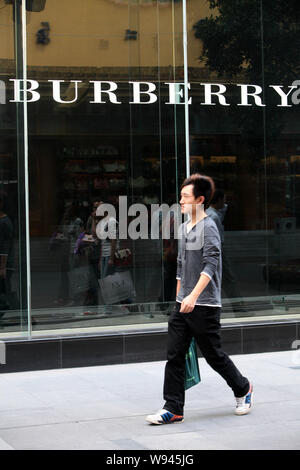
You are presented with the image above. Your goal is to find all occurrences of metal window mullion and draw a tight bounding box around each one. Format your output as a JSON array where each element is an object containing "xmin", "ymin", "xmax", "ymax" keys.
[
  {"xmin": 21, "ymin": 0, "xmax": 32, "ymax": 337},
  {"xmin": 182, "ymin": 0, "xmax": 190, "ymax": 178}
]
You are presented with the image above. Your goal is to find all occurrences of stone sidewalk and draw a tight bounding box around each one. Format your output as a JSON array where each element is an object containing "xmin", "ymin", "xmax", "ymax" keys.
[{"xmin": 0, "ymin": 350, "xmax": 299, "ymax": 450}]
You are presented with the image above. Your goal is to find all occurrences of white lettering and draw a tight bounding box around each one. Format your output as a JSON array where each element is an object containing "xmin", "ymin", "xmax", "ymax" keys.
[
  {"xmin": 95, "ymin": 204, "xmax": 117, "ymax": 240},
  {"xmin": 291, "ymin": 80, "xmax": 300, "ymax": 104},
  {"xmin": 129, "ymin": 81, "xmax": 157, "ymax": 104},
  {"xmin": 49, "ymin": 80, "xmax": 82, "ymax": 104},
  {"xmin": 118, "ymin": 196, "xmax": 128, "ymax": 239},
  {"xmin": 269, "ymin": 85, "xmax": 297, "ymax": 107},
  {"xmin": 165, "ymin": 82, "xmax": 192, "ymax": 104},
  {"xmin": 292, "ymin": 340, "xmax": 300, "ymax": 365},
  {"xmin": 0, "ymin": 341, "xmax": 6, "ymax": 365},
  {"xmin": 10, "ymin": 79, "xmax": 40, "ymax": 103},
  {"xmin": 237, "ymin": 84, "xmax": 265, "ymax": 106},
  {"xmin": 90, "ymin": 81, "xmax": 121, "ymax": 104},
  {"xmin": 128, "ymin": 203, "xmax": 148, "ymax": 239},
  {"xmin": 200, "ymin": 83, "xmax": 230, "ymax": 106},
  {"xmin": 151, "ymin": 204, "xmax": 171, "ymax": 239},
  {"xmin": 106, "ymin": 455, "xmax": 141, "ymax": 467},
  {"xmin": 3, "ymin": 78, "xmax": 300, "ymax": 108}
]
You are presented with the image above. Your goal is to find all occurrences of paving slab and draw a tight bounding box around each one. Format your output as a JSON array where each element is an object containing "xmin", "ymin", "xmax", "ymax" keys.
[{"xmin": 0, "ymin": 350, "xmax": 299, "ymax": 450}]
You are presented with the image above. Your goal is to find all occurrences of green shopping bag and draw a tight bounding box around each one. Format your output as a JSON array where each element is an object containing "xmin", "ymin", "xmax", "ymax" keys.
[{"xmin": 184, "ymin": 337, "xmax": 201, "ymax": 390}]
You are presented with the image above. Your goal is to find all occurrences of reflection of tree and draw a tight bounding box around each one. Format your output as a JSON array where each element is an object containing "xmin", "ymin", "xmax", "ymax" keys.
[
  {"xmin": 193, "ymin": 0, "xmax": 300, "ymax": 153},
  {"xmin": 194, "ymin": 0, "xmax": 300, "ymax": 81}
]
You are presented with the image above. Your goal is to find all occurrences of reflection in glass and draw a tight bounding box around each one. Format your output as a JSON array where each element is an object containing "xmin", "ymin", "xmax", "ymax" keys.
[
  {"xmin": 0, "ymin": 0, "xmax": 28, "ymax": 335},
  {"xmin": 25, "ymin": 0, "xmax": 185, "ymax": 333},
  {"xmin": 189, "ymin": 0, "xmax": 300, "ymax": 318}
]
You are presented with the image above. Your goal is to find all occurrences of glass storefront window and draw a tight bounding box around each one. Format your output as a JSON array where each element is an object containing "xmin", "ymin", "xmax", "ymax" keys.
[
  {"xmin": 0, "ymin": 0, "xmax": 30, "ymax": 337},
  {"xmin": 188, "ymin": 0, "xmax": 300, "ymax": 321},
  {"xmin": 0, "ymin": 0, "xmax": 299, "ymax": 339},
  {"xmin": 24, "ymin": 0, "xmax": 186, "ymax": 335}
]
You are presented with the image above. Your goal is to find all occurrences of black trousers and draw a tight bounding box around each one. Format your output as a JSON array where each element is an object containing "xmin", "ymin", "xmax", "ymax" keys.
[{"xmin": 163, "ymin": 302, "xmax": 249, "ymax": 415}]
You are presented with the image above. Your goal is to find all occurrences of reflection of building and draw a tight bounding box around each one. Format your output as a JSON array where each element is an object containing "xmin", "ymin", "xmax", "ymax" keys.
[{"xmin": 0, "ymin": 0, "xmax": 300, "ymax": 371}]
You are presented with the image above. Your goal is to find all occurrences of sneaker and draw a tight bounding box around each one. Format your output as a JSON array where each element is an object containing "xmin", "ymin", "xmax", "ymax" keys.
[
  {"xmin": 235, "ymin": 383, "xmax": 253, "ymax": 415},
  {"xmin": 146, "ymin": 409, "xmax": 184, "ymax": 425}
]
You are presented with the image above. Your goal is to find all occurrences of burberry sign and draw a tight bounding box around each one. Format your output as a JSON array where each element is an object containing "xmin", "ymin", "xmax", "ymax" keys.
[{"xmin": 1, "ymin": 79, "xmax": 300, "ymax": 107}]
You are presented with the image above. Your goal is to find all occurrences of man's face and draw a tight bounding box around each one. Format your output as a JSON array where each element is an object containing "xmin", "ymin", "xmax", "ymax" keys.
[{"xmin": 180, "ymin": 184, "xmax": 204, "ymax": 215}]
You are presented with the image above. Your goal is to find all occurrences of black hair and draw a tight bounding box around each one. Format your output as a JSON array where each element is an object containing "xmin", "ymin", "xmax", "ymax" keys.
[{"xmin": 181, "ymin": 173, "xmax": 215, "ymax": 209}]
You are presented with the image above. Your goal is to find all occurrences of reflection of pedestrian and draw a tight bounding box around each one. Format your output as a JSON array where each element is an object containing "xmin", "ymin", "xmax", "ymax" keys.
[
  {"xmin": 206, "ymin": 189, "xmax": 226, "ymax": 242},
  {"xmin": 154, "ymin": 199, "xmax": 178, "ymax": 303},
  {"xmin": 95, "ymin": 204, "xmax": 118, "ymax": 279},
  {"xmin": 146, "ymin": 174, "xmax": 253, "ymax": 425},
  {"xmin": 82, "ymin": 201, "xmax": 102, "ymax": 306},
  {"xmin": 0, "ymin": 196, "xmax": 14, "ymax": 318},
  {"xmin": 206, "ymin": 190, "xmax": 244, "ymax": 311},
  {"xmin": 86, "ymin": 201, "xmax": 102, "ymax": 236},
  {"xmin": 55, "ymin": 203, "xmax": 84, "ymax": 304},
  {"xmin": 161, "ymin": 210, "xmax": 177, "ymax": 302}
]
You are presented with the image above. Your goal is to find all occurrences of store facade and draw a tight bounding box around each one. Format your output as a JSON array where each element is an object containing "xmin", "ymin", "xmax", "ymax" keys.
[{"xmin": 0, "ymin": 0, "xmax": 299, "ymax": 371}]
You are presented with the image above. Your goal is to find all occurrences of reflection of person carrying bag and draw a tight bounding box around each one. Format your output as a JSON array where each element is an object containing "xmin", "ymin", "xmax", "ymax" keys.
[
  {"xmin": 48, "ymin": 231, "xmax": 68, "ymax": 253},
  {"xmin": 70, "ymin": 233, "xmax": 99, "ymax": 296},
  {"xmin": 98, "ymin": 270, "xmax": 135, "ymax": 305},
  {"xmin": 74, "ymin": 232, "xmax": 98, "ymax": 262},
  {"xmin": 75, "ymin": 233, "xmax": 97, "ymax": 252},
  {"xmin": 69, "ymin": 264, "xmax": 98, "ymax": 294},
  {"xmin": 113, "ymin": 248, "xmax": 132, "ymax": 267}
]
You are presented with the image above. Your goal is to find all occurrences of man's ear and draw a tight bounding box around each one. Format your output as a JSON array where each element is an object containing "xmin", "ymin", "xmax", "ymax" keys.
[{"xmin": 196, "ymin": 195, "xmax": 205, "ymax": 206}]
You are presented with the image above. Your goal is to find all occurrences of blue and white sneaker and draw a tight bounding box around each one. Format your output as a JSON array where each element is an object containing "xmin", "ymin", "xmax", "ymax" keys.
[
  {"xmin": 146, "ymin": 409, "xmax": 184, "ymax": 425},
  {"xmin": 235, "ymin": 383, "xmax": 253, "ymax": 415}
]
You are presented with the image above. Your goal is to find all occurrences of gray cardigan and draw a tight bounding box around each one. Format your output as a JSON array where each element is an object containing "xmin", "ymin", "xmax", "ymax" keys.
[{"xmin": 176, "ymin": 216, "xmax": 222, "ymax": 307}]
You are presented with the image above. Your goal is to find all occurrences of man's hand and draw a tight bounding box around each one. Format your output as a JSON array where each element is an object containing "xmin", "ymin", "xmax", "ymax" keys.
[
  {"xmin": 180, "ymin": 293, "xmax": 197, "ymax": 313},
  {"xmin": 179, "ymin": 273, "xmax": 211, "ymax": 313}
]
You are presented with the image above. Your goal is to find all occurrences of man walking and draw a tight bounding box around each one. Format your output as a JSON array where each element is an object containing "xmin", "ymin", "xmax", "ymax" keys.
[{"xmin": 146, "ymin": 174, "xmax": 253, "ymax": 425}]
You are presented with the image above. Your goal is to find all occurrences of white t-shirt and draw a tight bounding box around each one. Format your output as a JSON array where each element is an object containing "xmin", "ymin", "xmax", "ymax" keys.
[{"xmin": 96, "ymin": 216, "xmax": 119, "ymax": 258}]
